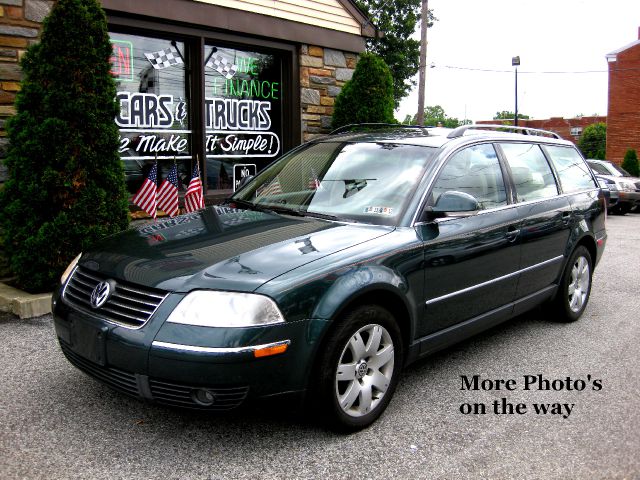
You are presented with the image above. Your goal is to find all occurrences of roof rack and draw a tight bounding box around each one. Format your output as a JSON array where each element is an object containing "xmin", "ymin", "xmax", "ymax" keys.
[
  {"xmin": 329, "ymin": 123, "xmax": 429, "ymax": 135},
  {"xmin": 447, "ymin": 124, "xmax": 561, "ymax": 139}
]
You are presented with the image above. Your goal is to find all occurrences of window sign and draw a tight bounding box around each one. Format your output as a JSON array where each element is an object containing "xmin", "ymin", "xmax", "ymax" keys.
[
  {"xmin": 233, "ymin": 163, "xmax": 257, "ymax": 191},
  {"xmin": 205, "ymin": 45, "xmax": 283, "ymax": 191},
  {"xmin": 110, "ymin": 33, "xmax": 191, "ymax": 193}
]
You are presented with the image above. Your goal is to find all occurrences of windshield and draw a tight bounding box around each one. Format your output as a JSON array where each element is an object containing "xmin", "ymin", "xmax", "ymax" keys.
[{"xmin": 231, "ymin": 141, "xmax": 437, "ymax": 225}]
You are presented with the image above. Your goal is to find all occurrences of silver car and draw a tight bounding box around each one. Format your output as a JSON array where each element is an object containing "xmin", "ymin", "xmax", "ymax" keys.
[{"xmin": 587, "ymin": 159, "xmax": 640, "ymax": 214}]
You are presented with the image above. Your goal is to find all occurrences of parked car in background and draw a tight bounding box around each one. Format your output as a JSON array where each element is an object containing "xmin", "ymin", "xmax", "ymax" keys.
[
  {"xmin": 587, "ymin": 159, "xmax": 640, "ymax": 214},
  {"xmin": 53, "ymin": 124, "xmax": 607, "ymax": 431},
  {"xmin": 595, "ymin": 176, "xmax": 614, "ymax": 212}
]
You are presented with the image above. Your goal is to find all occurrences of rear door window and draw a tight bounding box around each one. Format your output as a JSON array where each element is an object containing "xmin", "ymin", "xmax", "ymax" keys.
[
  {"xmin": 545, "ymin": 146, "xmax": 597, "ymax": 193},
  {"xmin": 499, "ymin": 143, "xmax": 558, "ymax": 202}
]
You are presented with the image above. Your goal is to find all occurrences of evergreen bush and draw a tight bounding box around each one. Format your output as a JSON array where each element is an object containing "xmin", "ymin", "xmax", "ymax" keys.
[
  {"xmin": 621, "ymin": 149, "xmax": 639, "ymax": 177},
  {"xmin": 577, "ymin": 122, "xmax": 606, "ymax": 160},
  {"xmin": 0, "ymin": 0, "xmax": 129, "ymax": 293},
  {"xmin": 331, "ymin": 53, "xmax": 396, "ymax": 130}
]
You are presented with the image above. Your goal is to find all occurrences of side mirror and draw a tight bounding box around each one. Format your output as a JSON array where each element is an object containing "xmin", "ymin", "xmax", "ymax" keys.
[
  {"xmin": 420, "ymin": 191, "xmax": 480, "ymax": 222},
  {"xmin": 434, "ymin": 191, "xmax": 479, "ymax": 212}
]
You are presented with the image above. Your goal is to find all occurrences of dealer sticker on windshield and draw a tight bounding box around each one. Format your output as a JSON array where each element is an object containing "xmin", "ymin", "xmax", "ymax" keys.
[{"xmin": 364, "ymin": 206, "xmax": 394, "ymax": 215}]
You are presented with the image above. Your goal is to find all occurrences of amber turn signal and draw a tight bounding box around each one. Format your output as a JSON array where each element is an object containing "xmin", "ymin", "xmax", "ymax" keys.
[{"xmin": 254, "ymin": 341, "xmax": 289, "ymax": 358}]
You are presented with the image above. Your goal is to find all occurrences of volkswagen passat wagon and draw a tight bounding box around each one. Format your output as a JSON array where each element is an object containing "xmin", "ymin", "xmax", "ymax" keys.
[{"xmin": 53, "ymin": 124, "xmax": 607, "ymax": 430}]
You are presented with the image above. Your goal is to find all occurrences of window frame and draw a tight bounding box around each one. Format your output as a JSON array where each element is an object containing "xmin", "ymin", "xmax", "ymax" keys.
[{"xmin": 107, "ymin": 15, "xmax": 300, "ymax": 199}]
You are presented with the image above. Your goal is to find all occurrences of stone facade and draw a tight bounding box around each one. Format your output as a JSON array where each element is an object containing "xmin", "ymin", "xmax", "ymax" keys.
[
  {"xmin": 0, "ymin": 0, "xmax": 52, "ymax": 181},
  {"xmin": 299, "ymin": 44, "xmax": 357, "ymax": 142}
]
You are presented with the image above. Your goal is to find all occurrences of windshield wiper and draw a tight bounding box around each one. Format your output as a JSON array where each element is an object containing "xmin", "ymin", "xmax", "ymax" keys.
[
  {"xmin": 228, "ymin": 198, "xmax": 271, "ymax": 213},
  {"xmin": 298, "ymin": 210, "xmax": 340, "ymax": 221}
]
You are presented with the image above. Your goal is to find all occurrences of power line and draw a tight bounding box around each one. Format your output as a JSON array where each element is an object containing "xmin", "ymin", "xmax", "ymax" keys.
[{"xmin": 434, "ymin": 64, "xmax": 640, "ymax": 74}]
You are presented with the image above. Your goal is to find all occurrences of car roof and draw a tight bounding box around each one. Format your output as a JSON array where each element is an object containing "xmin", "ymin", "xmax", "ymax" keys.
[{"xmin": 314, "ymin": 124, "xmax": 575, "ymax": 149}]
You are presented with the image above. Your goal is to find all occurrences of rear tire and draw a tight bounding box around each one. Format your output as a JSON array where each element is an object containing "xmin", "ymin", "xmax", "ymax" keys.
[
  {"xmin": 549, "ymin": 246, "xmax": 593, "ymax": 322},
  {"xmin": 314, "ymin": 304, "xmax": 403, "ymax": 432}
]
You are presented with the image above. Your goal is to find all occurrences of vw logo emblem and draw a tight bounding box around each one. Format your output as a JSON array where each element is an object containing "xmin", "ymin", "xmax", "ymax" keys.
[{"xmin": 90, "ymin": 281, "xmax": 112, "ymax": 309}]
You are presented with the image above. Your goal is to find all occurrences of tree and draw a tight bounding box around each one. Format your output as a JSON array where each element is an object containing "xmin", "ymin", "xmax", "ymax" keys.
[
  {"xmin": 493, "ymin": 111, "xmax": 530, "ymax": 120},
  {"xmin": 331, "ymin": 52, "xmax": 395, "ymax": 129},
  {"xmin": 355, "ymin": 0, "xmax": 435, "ymax": 107},
  {"xmin": 0, "ymin": 0, "xmax": 129, "ymax": 292},
  {"xmin": 621, "ymin": 149, "xmax": 639, "ymax": 177},
  {"xmin": 407, "ymin": 105, "xmax": 465, "ymax": 127},
  {"xmin": 577, "ymin": 123, "xmax": 606, "ymax": 160}
]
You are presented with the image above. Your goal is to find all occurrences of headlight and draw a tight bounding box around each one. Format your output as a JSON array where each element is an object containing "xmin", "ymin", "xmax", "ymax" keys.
[
  {"xmin": 616, "ymin": 181, "xmax": 634, "ymax": 192},
  {"xmin": 166, "ymin": 291, "xmax": 285, "ymax": 328},
  {"xmin": 60, "ymin": 253, "xmax": 82, "ymax": 284}
]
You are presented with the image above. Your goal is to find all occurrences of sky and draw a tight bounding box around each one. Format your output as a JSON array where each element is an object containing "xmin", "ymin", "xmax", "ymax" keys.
[{"xmin": 395, "ymin": 0, "xmax": 640, "ymax": 123}]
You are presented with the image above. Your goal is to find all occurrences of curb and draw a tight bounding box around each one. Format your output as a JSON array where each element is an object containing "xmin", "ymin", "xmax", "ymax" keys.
[{"xmin": 0, "ymin": 282, "xmax": 52, "ymax": 319}]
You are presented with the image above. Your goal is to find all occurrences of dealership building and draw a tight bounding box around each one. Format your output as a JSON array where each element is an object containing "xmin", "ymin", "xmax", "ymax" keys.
[{"xmin": 0, "ymin": 0, "xmax": 374, "ymax": 203}]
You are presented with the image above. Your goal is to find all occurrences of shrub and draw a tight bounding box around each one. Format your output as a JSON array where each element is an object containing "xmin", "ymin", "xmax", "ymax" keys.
[
  {"xmin": 577, "ymin": 123, "xmax": 606, "ymax": 159},
  {"xmin": 331, "ymin": 53, "xmax": 396, "ymax": 130},
  {"xmin": 0, "ymin": 0, "xmax": 129, "ymax": 292},
  {"xmin": 621, "ymin": 149, "xmax": 639, "ymax": 177}
]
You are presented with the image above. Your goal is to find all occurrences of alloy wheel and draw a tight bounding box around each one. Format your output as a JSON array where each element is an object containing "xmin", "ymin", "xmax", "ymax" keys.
[
  {"xmin": 568, "ymin": 255, "xmax": 590, "ymax": 313},
  {"xmin": 335, "ymin": 324, "xmax": 395, "ymax": 418}
]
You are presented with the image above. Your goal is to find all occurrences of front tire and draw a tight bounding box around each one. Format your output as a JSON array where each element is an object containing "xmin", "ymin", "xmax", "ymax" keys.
[
  {"xmin": 315, "ymin": 305, "xmax": 403, "ymax": 431},
  {"xmin": 549, "ymin": 246, "xmax": 593, "ymax": 322}
]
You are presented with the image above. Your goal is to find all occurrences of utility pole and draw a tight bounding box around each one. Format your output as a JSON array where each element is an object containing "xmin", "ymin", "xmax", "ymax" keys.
[{"xmin": 416, "ymin": 0, "xmax": 429, "ymax": 126}]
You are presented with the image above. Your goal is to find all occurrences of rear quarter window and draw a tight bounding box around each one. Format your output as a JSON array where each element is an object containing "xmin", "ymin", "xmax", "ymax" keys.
[{"xmin": 545, "ymin": 145, "xmax": 597, "ymax": 193}]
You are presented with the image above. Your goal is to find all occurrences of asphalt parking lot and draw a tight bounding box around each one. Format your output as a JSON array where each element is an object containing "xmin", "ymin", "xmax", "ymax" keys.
[{"xmin": 1, "ymin": 213, "xmax": 639, "ymax": 480}]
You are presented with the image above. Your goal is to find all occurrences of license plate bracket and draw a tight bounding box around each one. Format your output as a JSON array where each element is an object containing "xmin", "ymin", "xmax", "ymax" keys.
[{"xmin": 69, "ymin": 317, "xmax": 109, "ymax": 367}]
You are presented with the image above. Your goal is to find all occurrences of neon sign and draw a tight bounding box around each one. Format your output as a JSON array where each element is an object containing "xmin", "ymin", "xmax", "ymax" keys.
[{"xmin": 110, "ymin": 40, "xmax": 134, "ymax": 82}]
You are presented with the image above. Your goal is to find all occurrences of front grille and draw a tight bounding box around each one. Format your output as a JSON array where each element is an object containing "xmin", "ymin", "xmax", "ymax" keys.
[
  {"xmin": 149, "ymin": 379, "xmax": 249, "ymax": 410},
  {"xmin": 63, "ymin": 266, "xmax": 168, "ymax": 328},
  {"xmin": 60, "ymin": 341, "xmax": 139, "ymax": 398}
]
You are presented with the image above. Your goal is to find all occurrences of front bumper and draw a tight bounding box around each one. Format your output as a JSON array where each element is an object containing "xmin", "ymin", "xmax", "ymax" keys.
[
  {"xmin": 618, "ymin": 190, "xmax": 640, "ymax": 206},
  {"xmin": 52, "ymin": 289, "xmax": 328, "ymax": 410}
]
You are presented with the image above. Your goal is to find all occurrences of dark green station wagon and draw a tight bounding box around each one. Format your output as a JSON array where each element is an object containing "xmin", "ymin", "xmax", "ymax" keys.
[{"xmin": 53, "ymin": 125, "xmax": 607, "ymax": 430}]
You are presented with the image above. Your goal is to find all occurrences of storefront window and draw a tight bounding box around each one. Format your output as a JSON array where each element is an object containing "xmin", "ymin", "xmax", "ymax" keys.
[
  {"xmin": 204, "ymin": 44, "xmax": 283, "ymax": 193},
  {"xmin": 110, "ymin": 32, "xmax": 191, "ymax": 194}
]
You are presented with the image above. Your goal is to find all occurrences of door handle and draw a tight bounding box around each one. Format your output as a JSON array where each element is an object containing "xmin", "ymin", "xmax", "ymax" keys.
[
  {"xmin": 505, "ymin": 227, "xmax": 520, "ymax": 242},
  {"xmin": 561, "ymin": 211, "xmax": 572, "ymax": 225}
]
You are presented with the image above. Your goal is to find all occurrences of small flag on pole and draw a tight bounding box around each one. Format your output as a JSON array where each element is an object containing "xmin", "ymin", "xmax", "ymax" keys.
[
  {"xmin": 184, "ymin": 162, "xmax": 205, "ymax": 213},
  {"xmin": 157, "ymin": 163, "xmax": 179, "ymax": 217},
  {"xmin": 144, "ymin": 47, "xmax": 184, "ymax": 70},
  {"xmin": 205, "ymin": 54, "xmax": 238, "ymax": 79},
  {"xmin": 307, "ymin": 167, "xmax": 321, "ymax": 190},
  {"xmin": 132, "ymin": 162, "xmax": 158, "ymax": 219}
]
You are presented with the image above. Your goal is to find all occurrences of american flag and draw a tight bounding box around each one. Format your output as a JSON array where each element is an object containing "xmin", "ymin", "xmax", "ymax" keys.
[
  {"xmin": 307, "ymin": 168, "xmax": 321, "ymax": 190},
  {"xmin": 157, "ymin": 163, "xmax": 179, "ymax": 217},
  {"xmin": 256, "ymin": 176, "xmax": 283, "ymax": 198},
  {"xmin": 132, "ymin": 162, "xmax": 158, "ymax": 219},
  {"xmin": 184, "ymin": 163, "xmax": 205, "ymax": 213}
]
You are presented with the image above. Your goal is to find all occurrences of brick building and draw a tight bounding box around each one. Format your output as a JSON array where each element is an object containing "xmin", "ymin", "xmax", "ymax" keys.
[
  {"xmin": 605, "ymin": 28, "xmax": 640, "ymax": 164},
  {"xmin": 0, "ymin": 0, "xmax": 374, "ymax": 201},
  {"xmin": 476, "ymin": 116, "xmax": 607, "ymax": 145}
]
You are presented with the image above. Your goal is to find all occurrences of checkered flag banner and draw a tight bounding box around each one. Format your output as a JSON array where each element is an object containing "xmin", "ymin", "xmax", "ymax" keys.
[
  {"xmin": 206, "ymin": 54, "xmax": 238, "ymax": 79},
  {"xmin": 145, "ymin": 47, "xmax": 184, "ymax": 70}
]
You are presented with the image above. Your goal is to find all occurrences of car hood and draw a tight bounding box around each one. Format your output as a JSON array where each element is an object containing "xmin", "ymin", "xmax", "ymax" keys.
[
  {"xmin": 79, "ymin": 206, "xmax": 394, "ymax": 293},
  {"xmin": 596, "ymin": 173, "xmax": 640, "ymax": 184}
]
